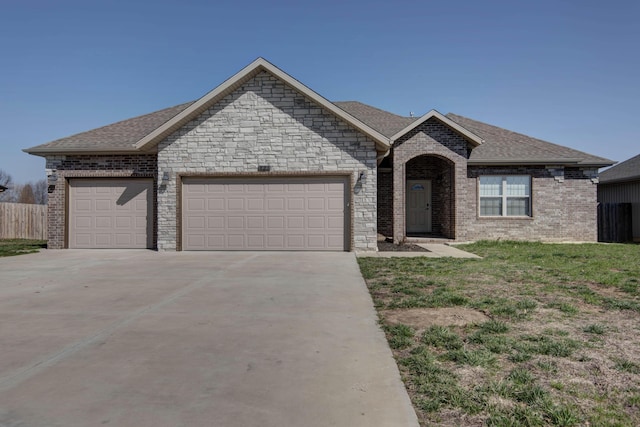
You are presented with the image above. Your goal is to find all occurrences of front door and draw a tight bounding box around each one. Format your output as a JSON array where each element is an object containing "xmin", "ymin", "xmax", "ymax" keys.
[{"xmin": 406, "ymin": 180, "xmax": 432, "ymax": 233}]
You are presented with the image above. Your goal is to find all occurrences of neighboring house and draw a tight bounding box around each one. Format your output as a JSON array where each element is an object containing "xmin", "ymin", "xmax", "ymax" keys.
[
  {"xmin": 598, "ymin": 153, "xmax": 640, "ymax": 241},
  {"xmin": 24, "ymin": 58, "xmax": 613, "ymax": 251}
]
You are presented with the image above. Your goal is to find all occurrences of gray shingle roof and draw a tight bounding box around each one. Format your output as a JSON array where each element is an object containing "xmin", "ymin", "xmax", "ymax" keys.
[
  {"xmin": 445, "ymin": 113, "xmax": 613, "ymax": 166},
  {"xmin": 25, "ymin": 97, "xmax": 613, "ymax": 167},
  {"xmin": 333, "ymin": 101, "xmax": 417, "ymax": 138},
  {"xmin": 599, "ymin": 153, "xmax": 640, "ymax": 183},
  {"xmin": 26, "ymin": 101, "xmax": 194, "ymax": 153}
]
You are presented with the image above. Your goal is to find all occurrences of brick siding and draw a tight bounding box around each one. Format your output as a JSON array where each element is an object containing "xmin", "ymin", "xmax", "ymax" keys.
[
  {"xmin": 460, "ymin": 166, "xmax": 598, "ymax": 241},
  {"xmin": 44, "ymin": 154, "xmax": 157, "ymax": 249},
  {"xmin": 391, "ymin": 118, "xmax": 469, "ymax": 243}
]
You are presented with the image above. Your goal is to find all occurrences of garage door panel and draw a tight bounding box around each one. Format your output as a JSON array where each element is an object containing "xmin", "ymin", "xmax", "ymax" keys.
[
  {"xmin": 247, "ymin": 217, "xmax": 265, "ymax": 229},
  {"xmin": 267, "ymin": 216, "xmax": 284, "ymax": 229},
  {"xmin": 308, "ymin": 216, "xmax": 325, "ymax": 228},
  {"xmin": 75, "ymin": 200, "xmax": 92, "ymax": 211},
  {"xmin": 207, "ymin": 235, "xmax": 224, "ymax": 248},
  {"xmin": 187, "ymin": 234, "xmax": 205, "ymax": 248},
  {"xmin": 69, "ymin": 179, "xmax": 152, "ymax": 249},
  {"xmin": 307, "ymin": 235, "xmax": 326, "ymax": 248},
  {"xmin": 287, "ymin": 216, "xmax": 304, "ymax": 229},
  {"xmin": 287, "ymin": 198, "xmax": 304, "ymax": 210},
  {"xmin": 267, "ymin": 198, "xmax": 285, "ymax": 210},
  {"xmin": 227, "ymin": 199, "xmax": 244, "ymax": 210},
  {"xmin": 95, "ymin": 234, "xmax": 112, "ymax": 246},
  {"xmin": 247, "ymin": 198, "xmax": 264, "ymax": 210},
  {"xmin": 115, "ymin": 234, "xmax": 132, "ymax": 246},
  {"xmin": 207, "ymin": 198, "xmax": 224, "ymax": 210},
  {"xmin": 207, "ymin": 217, "xmax": 224, "ymax": 228},
  {"xmin": 247, "ymin": 235, "xmax": 265, "ymax": 247},
  {"xmin": 115, "ymin": 217, "xmax": 132, "ymax": 228},
  {"xmin": 227, "ymin": 217, "xmax": 245, "ymax": 229},
  {"xmin": 328, "ymin": 197, "xmax": 343, "ymax": 210},
  {"xmin": 307, "ymin": 198, "xmax": 325, "ymax": 210},
  {"xmin": 182, "ymin": 177, "xmax": 347, "ymax": 251},
  {"xmin": 75, "ymin": 216, "xmax": 92, "ymax": 228},
  {"xmin": 95, "ymin": 217, "xmax": 112, "ymax": 228},
  {"xmin": 327, "ymin": 216, "xmax": 343, "ymax": 229},
  {"xmin": 227, "ymin": 234, "xmax": 245, "ymax": 248}
]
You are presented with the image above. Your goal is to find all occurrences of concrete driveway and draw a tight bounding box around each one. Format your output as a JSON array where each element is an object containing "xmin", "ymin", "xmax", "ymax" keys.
[{"xmin": 0, "ymin": 250, "xmax": 418, "ymax": 427}]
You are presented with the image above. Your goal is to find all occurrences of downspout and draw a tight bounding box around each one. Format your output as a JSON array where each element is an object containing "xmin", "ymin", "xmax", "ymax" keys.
[{"xmin": 376, "ymin": 149, "xmax": 390, "ymax": 166}]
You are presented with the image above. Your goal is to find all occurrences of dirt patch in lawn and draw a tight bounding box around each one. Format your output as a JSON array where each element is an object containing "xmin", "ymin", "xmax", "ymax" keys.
[
  {"xmin": 382, "ymin": 307, "xmax": 489, "ymax": 330},
  {"xmin": 377, "ymin": 241, "xmax": 429, "ymax": 252}
]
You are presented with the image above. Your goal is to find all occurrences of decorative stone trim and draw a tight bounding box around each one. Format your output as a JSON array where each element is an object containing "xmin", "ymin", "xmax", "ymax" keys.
[{"xmin": 545, "ymin": 166, "xmax": 565, "ymax": 183}]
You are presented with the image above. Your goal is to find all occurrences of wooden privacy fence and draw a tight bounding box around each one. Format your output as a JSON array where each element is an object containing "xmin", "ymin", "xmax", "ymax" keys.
[
  {"xmin": 598, "ymin": 203, "xmax": 632, "ymax": 243},
  {"xmin": 0, "ymin": 203, "xmax": 47, "ymax": 240}
]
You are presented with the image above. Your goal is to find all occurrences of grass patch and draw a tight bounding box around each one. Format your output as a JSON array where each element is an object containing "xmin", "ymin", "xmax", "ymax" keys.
[
  {"xmin": 383, "ymin": 323, "xmax": 415, "ymax": 350},
  {"xmin": 421, "ymin": 325, "xmax": 463, "ymax": 350},
  {"xmin": 612, "ymin": 357, "xmax": 640, "ymax": 374},
  {"xmin": 583, "ymin": 323, "xmax": 607, "ymax": 335},
  {"xmin": 358, "ymin": 241, "xmax": 640, "ymax": 426},
  {"xmin": 0, "ymin": 239, "xmax": 46, "ymax": 257}
]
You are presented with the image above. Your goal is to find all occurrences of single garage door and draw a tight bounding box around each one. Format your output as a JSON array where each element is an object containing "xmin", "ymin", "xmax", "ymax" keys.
[
  {"xmin": 182, "ymin": 176, "xmax": 348, "ymax": 251},
  {"xmin": 69, "ymin": 179, "xmax": 153, "ymax": 249}
]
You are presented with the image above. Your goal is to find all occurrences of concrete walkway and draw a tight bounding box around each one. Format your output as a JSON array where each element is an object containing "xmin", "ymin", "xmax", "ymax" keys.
[
  {"xmin": 358, "ymin": 244, "xmax": 482, "ymax": 258},
  {"xmin": 0, "ymin": 250, "xmax": 418, "ymax": 427}
]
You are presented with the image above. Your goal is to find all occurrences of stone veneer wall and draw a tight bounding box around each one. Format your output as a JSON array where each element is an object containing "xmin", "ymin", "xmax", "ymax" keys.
[
  {"xmin": 157, "ymin": 71, "xmax": 378, "ymax": 251},
  {"xmin": 460, "ymin": 166, "xmax": 599, "ymax": 241},
  {"xmin": 44, "ymin": 154, "xmax": 157, "ymax": 249}
]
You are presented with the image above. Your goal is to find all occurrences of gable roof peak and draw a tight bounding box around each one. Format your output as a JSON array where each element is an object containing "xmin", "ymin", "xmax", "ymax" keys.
[
  {"xmin": 133, "ymin": 58, "xmax": 390, "ymax": 152},
  {"xmin": 390, "ymin": 109, "xmax": 484, "ymax": 146}
]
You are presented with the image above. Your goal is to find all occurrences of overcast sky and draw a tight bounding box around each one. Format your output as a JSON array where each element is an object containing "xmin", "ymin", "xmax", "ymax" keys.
[{"xmin": 2, "ymin": 0, "xmax": 639, "ymax": 184}]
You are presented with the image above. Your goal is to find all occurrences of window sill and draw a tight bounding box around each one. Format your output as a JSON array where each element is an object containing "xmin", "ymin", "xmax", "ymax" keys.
[{"xmin": 478, "ymin": 216, "xmax": 533, "ymax": 220}]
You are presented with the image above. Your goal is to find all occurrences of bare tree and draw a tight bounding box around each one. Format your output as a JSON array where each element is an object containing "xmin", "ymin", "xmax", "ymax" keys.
[
  {"xmin": 18, "ymin": 183, "xmax": 36, "ymax": 204},
  {"xmin": 32, "ymin": 179, "xmax": 48, "ymax": 204},
  {"xmin": 0, "ymin": 169, "xmax": 14, "ymax": 202}
]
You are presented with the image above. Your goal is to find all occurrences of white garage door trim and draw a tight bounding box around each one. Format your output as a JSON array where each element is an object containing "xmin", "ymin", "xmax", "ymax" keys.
[
  {"xmin": 181, "ymin": 176, "xmax": 350, "ymax": 251},
  {"xmin": 68, "ymin": 178, "xmax": 153, "ymax": 249}
]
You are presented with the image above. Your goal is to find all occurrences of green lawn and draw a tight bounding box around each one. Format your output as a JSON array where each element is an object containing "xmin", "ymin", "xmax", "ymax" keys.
[
  {"xmin": 358, "ymin": 241, "xmax": 640, "ymax": 426},
  {"xmin": 0, "ymin": 239, "xmax": 47, "ymax": 257}
]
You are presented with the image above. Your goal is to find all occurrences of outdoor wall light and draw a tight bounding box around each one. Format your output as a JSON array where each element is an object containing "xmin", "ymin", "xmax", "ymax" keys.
[
  {"xmin": 358, "ymin": 171, "xmax": 366, "ymax": 183},
  {"xmin": 161, "ymin": 171, "xmax": 170, "ymax": 182}
]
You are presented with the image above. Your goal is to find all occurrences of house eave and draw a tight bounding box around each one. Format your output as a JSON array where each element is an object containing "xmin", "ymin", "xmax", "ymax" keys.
[
  {"xmin": 23, "ymin": 147, "xmax": 146, "ymax": 157},
  {"xmin": 467, "ymin": 158, "xmax": 614, "ymax": 167},
  {"xmin": 598, "ymin": 176, "xmax": 640, "ymax": 185}
]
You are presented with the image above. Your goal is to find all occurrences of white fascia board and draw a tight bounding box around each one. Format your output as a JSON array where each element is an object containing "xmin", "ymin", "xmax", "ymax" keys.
[
  {"xmin": 390, "ymin": 109, "xmax": 484, "ymax": 146},
  {"xmin": 467, "ymin": 158, "xmax": 583, "ymax": 165},
  {"xmin": 23, "ymin": 147, "xmax": 142, "ymax": 157},
  {"xmin": 135, "ymin": 58, "xmax": 390, "ymax": 152}
]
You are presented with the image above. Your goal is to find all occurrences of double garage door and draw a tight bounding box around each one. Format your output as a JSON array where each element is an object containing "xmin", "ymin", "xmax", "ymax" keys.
[
  {"xmin": 182, "ymin": 176, "xmax": 348, "ymax": 251},
  {"xmin": 69, "ymin": 176, "xmax": 348, "ymax": 251}
]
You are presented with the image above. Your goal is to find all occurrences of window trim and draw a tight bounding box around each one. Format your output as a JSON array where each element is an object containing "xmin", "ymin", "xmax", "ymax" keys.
[{"xmin": 478, "ymin": 175, "xmax": 532, "ymax": 217}]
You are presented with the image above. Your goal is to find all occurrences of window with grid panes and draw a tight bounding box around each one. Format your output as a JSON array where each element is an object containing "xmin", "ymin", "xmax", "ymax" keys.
[{"xmin": 479, "ymin": 176, "xmax": 531, "ymax": 217}]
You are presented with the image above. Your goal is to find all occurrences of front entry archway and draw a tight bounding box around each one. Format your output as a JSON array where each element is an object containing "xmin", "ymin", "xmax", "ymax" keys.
[{"xmin": 404, "ymin": 155, "xmax": 455, "ymax": 238}]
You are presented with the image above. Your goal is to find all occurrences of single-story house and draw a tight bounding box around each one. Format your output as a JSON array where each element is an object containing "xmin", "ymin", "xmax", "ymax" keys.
[
  {"xmin": 598, "ymin": 153, "xmax": 640, "ymax": 241},
  {"xmin": 25, "ymin": 58, "xmax": 613, "ymax": 251}
]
